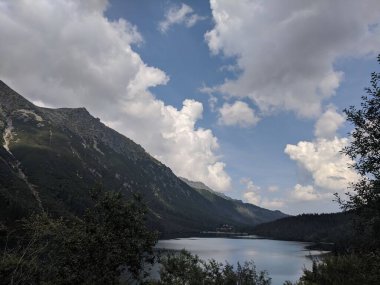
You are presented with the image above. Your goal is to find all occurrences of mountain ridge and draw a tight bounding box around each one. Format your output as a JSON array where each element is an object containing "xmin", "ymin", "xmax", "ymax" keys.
[{"xmin": 0, "ymin": 80, "xmax": 287, "ymax": 233}]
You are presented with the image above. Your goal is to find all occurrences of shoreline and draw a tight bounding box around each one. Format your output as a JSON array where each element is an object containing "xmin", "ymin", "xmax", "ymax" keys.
[{"xmin": 158, "ymin": 232, "xmax": 333, "ymax": 252}]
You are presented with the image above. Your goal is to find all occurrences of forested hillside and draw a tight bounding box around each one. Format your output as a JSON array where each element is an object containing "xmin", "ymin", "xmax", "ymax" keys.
[{"xmin": 253, "ymin": 212, "xmax": 354, "ymax": 244}]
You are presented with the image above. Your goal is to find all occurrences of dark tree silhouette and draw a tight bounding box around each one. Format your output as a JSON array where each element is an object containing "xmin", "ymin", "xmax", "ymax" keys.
[
  {"xmin": 340, "ymin": 54, "xmax": 380, "ymax": 251},
  {"xmin": 0, "ymin": 188, "xmax": 157, "ymax": 284}
]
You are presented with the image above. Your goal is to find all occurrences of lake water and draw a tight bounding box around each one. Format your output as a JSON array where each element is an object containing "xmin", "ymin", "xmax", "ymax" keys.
[{"xmin": 155, "ymin": 236, "xmax": 325, "ymax": 285}]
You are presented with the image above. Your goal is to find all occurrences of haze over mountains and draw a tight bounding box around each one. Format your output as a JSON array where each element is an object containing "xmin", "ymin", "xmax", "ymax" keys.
[{"xmin": 0, "ymin": 81, "xmax": 287, "ymax": 233}]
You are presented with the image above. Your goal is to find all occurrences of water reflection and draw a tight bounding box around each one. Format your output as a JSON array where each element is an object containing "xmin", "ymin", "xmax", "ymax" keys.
[{"xmin": 155, "ymin": 237, "xmax": 326, "ymax": 285}]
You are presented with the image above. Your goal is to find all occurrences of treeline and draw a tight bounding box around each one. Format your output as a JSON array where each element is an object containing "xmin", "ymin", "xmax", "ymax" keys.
[{"xmin": 252, "ymin": 212, "xmax": 354, "ymax": 248}]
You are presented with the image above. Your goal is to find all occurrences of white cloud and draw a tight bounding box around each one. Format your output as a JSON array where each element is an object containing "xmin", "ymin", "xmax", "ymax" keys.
[
  {"xmin": 158, "ymin": 3, "xmax": 206, "ymax": 33},
  {"xmin": 218, "ymin": 101, "xmax": 259, "ymax": 127},
  {"xmin": 241, "ymin": 178, "xmax": 284, "ymax": 209},
  {"xmin": 285, "ymin": 138, "xmax": 359, "ymax": 192},
  {"xmin": 199, "ymin": 84, "xmax": 219, "ymax": 112},
  {"xmin": 291, "ymin": 184, "xmax": 322, "ymax": 201},
  {"xmin": 240, "ymin": 178, "xmax": 261, "ymax": 191},
  {"xmin": 243, "ymin": 191, "xmax": 261, "ymax": 205},
  {"xmin": 241, "ymin": 178, "xmax": 261, "ymax": 205},
  {"xmin": 314, "ymin": 105, "xmax": 345, "ymax": 139},
  {"xmin": 205, "ymin": 0, "xmax": 380, "ymax": 117},
  {"xmin": 284, "ymin": 102, "xmax": 358, "ymax": 209},
  {"xmin": 208, "ymin": 95, "xmax": 218, "ymax": 112},
  {"xmin": 243, "ymin": 189, "xmax": 285, "ymax": 210},
  {"xmin": 0, "ymin": 0, "xmax": 231, "ymax": 191},
  {"xmin": 261, "ymin": 198, "xmax": 284, "ymax": 209}
]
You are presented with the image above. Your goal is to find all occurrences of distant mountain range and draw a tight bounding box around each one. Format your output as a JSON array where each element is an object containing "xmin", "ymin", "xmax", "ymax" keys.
[{"xmin": 0, "ymin": 80, "xmax": 287, "ymax": 233}]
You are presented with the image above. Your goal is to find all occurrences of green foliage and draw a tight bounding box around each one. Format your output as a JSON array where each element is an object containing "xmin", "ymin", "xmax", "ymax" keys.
[
  {"xmin": 343, "ymin": 56, "xmax": 380, "ymax": 179},
  {"xmin": 293, "ymin": 253, "xmax": 380, "ymax": 285},
  {"xmin": 0, "ymin": 189, "xmax": 157, "ymax": 285},
  {"xmin": 149, "ymin": 250, "xmax": 271, "ymax": 285},
  {"xmin": 340, "ymin": 54, "xmax": 380, "ymax": 251}
]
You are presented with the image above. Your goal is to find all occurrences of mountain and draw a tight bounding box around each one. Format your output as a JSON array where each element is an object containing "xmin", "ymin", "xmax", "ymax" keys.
[
  {"xmin": 180, "ymin": 177, "xmax": 288, "ymax": 226},
  {"xmin": 0, "ymin": 80, "xmax": 287, "ymax": 233},
  {"xmin": 180, "ymin": 177, "xmax": 232, "ymax": 200}
]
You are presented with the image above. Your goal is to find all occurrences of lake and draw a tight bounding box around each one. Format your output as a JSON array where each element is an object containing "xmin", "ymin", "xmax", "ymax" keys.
[{"xmin": 155, "ymin": 236, "xmax": 325, "ymax": 285}]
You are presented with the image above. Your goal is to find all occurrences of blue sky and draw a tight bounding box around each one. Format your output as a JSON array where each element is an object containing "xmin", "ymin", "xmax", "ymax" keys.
[
  {"xmin": 1, "ymin": 0, "xmax": 379, "ymax": 214},
  {"xmin": 104, "ymin": 0, "xmax": 379, "ymax": 213}
]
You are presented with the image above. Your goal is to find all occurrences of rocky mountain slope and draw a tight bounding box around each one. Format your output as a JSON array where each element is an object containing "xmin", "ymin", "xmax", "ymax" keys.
[
  {"xmin": 180, "ymin": 177, "xmax": 287, "ymax": 226},
  {"xmin": 0, "ymin": 80, "xmax": 287, "ymax": 233}
]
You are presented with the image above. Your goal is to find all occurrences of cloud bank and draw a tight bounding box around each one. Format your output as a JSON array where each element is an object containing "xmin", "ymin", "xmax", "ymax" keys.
[
  {"xmin": 0, "ymin": 0, "xmax": 231, "ymax": 191},
  {"xmin": 206, "ymin": 0, "xmax": 380, "ymax": 117},
  {"xmin": 218, "ymin": 101, "xmax": 259, "ymax": 127}
]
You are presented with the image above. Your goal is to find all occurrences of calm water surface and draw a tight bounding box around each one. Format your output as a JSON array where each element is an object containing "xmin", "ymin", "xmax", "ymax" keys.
[{"xmin": 156, "ymin": 236, "xmax": 325, "ymax": 285}]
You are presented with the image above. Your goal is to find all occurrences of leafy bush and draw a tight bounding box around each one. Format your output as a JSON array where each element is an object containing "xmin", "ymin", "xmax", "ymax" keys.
[
  {"xmin": 287, "ymin": 253, "xmax": 380, "ymax": 285},
  {"xmin": 340, "ymin": 54, "xmax": 380, "ymax": 251},
  {"xmin": 147, "ymin": 249, "xmax": 271, "ymax": 285},
  {"xmin": 0, "ymin": 189, "xmax": 157, "ymax": 284}
]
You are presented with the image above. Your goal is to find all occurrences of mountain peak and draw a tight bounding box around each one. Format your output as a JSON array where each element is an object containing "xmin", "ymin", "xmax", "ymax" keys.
[
  {"xmin": 55, "ymin": 107, "xmax": 91, "ymax": 118},
  {"xmin": 0, "ymin": 80, "xmax": 35, "ymax": 111},
  {"xmin": 58, "ymin": 107, "xmax": 89, "ymax": 113}
]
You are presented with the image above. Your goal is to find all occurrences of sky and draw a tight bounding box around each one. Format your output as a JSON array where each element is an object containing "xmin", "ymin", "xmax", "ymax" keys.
[{"xmin": 0, "ymin": 0, "xmax": 379, "ymax": 214}]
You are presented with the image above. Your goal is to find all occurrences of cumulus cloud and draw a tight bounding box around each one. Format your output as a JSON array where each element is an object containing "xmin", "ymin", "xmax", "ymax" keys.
[
  {"xmin": 158, "ymin": 3, "xmax": 206, "ymax": 33},
  {"xmin": 0, "ymin": 0, "xmax": 231, "ymax": 191},
  {"xmin": 205, "ymin": 0, "xmax": 380, "ymax": 117},
  {"xmin": 218, "ymin": 101, "xmax": 259, "ymax": 127},
  {"xmin": 284, "ymin": 102, "xmax": 359, "ymax": 208},
  {"xmin": 241, "ymin": 178, "xmax": 284, "ymax": 209},
  {"xmin": 291, "ymin": 184, "xmax": 323, "ymax": 201},
  {"xmin": 285, "ymin": 137, "xmax": 359, "ymax": 192},
  {"xmin": 314, "ymin": 105, "xmax": 345, "ymax": 139}
]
